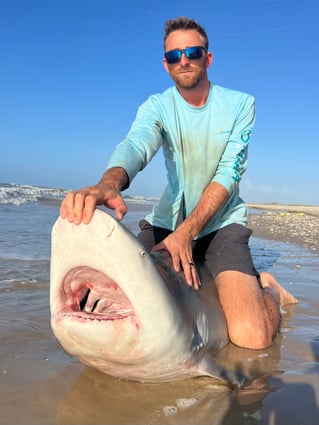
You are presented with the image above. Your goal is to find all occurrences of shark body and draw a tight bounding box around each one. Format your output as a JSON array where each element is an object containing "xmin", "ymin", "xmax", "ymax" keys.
[{"xmin": 50, "ymin": 209, "xmax": 231, "ymax": 383}]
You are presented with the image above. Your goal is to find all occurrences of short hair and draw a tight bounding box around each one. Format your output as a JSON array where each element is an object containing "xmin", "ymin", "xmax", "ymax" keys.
[{"xmin": 163, "ymin": 17, "xmax": 209, "ymax": 50}]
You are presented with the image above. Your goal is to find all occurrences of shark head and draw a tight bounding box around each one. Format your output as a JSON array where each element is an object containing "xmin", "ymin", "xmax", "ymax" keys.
[{"xmin": 50, "ymin": 209, "xmax": 229, "ymax": 382}]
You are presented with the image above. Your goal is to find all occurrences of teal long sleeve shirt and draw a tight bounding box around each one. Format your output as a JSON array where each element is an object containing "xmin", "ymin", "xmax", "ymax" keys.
[{"xmin": 107, "ymin": 83, "xmax": 255, "ymax": 238}]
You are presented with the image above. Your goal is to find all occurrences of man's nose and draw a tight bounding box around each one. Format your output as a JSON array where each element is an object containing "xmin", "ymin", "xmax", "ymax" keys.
[{"xmin": 180, "ymin": 52, "xmax": 190, "ymax": 66}]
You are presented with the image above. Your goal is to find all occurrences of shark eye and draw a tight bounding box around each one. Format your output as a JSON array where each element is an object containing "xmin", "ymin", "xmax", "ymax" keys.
[{"xmin": 140, "ymin": 250, "xmax": 147, "ymax": 258}]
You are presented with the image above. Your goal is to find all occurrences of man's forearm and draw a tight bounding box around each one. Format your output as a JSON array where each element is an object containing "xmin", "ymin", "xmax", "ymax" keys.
[
  {"xmin": 178, "ymin": 181, "xmax": 229, "ymax": 239},
  {"xmin": 100, "ymin": 167, "xmax": 130, "ymax": 192}
]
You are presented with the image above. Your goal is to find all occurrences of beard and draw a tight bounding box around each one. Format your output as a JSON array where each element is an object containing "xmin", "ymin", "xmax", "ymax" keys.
[{"xmin": 170, "ymin": 65, "xmax": 206, "ymax": 90}]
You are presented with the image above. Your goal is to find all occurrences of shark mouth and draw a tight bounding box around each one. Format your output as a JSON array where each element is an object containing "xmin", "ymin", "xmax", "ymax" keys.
[{"xmin": 58, "ymin": 266, "xmax": 135, "ymax": 321}]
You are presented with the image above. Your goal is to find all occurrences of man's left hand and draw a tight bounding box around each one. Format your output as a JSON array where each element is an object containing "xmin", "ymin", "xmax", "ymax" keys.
[{"xmin": 151, "ymin": 229, "xmax": 201, "ymax": 290}]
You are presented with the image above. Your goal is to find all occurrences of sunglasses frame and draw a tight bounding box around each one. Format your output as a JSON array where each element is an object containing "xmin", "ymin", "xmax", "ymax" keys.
[{"xmin": 164, "ymin": 46, "xmax": 207, "ymax": 64}]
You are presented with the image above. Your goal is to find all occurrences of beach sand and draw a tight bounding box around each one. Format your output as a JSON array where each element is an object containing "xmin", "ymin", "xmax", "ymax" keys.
[
  {"xmin": 248, "ymin": 203, "xmax": 319, "ymax": 253},
  {"xmin": 1, "ymin": 201, "xmax": 318, "ymax": 425}
]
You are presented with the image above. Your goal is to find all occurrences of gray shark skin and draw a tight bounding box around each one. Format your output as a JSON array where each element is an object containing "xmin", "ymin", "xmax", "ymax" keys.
[{"xmin": 50, "ymin": 209, "xmax": 232, "ymax": 384}]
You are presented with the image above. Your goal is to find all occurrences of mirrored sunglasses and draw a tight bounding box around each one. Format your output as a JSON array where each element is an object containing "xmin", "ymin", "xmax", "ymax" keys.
[{"xmin": 164, "ymin": 46, "xmax": 207, "ymax": 64}]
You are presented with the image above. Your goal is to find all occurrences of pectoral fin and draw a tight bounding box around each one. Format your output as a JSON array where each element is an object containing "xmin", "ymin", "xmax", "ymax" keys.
[{"xmin": 197, "ymin": 356, "xmax": 247, "ymax": 389}]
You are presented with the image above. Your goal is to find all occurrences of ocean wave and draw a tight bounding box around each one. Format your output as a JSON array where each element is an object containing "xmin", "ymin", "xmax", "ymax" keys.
[
  {"xmin": 124, "ymin": 194, "xmax": 159, "ymax": 205},
  {"xmin": 0, "ymin": 183, "xmax": 68, "ymax": 206},
  {"xmin": 0, "ymin": 183, "xmax": 158, "ymax": 206}
]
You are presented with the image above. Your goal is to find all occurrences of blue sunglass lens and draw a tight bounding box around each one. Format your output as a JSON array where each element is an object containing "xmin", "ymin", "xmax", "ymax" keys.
[
  {"xmin": 165, "ymin": 50, "xmax": 181, "ymax": 64},
  {"xmin": 186, "ymin": 47, "xmax": 203, "ymax": 59}
]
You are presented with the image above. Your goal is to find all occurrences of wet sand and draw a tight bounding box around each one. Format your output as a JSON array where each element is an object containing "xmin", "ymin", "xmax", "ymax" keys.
[
  {"xmin": 1, "ymin": 201, "xmax": 319, "ymax": 425},
  {"xmin": 248, "ymin": 203, "xmax": 319, "ymax": 252}
]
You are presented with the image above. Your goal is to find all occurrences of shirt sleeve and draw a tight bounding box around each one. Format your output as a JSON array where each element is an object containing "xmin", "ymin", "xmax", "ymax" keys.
[
  {"xmin": 212, "ymin": 94, "xmax": 255, "ymax": 196},
  {"xmin": 106, "ymin": 97, "xmax": 164, "ymax": 184}
]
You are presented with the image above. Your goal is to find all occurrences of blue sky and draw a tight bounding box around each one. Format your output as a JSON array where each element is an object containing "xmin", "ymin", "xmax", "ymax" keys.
[{"xmin": 1, "ymin": 0, "xmax": 318, "ymax": 205}]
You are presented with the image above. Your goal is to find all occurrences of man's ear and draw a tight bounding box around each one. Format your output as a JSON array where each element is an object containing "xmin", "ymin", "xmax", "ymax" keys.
[{"xmin": 206, "ymin": 52, "xmax": 214, "ymax": 69}]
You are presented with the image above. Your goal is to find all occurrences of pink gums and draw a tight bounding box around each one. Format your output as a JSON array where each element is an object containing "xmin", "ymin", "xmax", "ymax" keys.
[{"xmin": 56, "ymin": 266, "xmax": 140, "ymax": 326}]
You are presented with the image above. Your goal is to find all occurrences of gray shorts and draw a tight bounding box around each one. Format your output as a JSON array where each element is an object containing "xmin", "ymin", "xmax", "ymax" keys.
[{"xmin": 138, "ymin": 220, "xmax": 259, "ymax": 279}]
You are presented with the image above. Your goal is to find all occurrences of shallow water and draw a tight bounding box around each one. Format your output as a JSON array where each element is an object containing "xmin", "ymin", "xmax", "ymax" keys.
[{"xmin": 0, "ymin": 198, "xmax": 318, "ymax": 425}]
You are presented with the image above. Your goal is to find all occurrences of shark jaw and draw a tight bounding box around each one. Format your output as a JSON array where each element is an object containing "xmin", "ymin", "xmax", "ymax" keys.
[{"xmin": 57, "ymin": 266, "xmax": 137, "ymax": 323}]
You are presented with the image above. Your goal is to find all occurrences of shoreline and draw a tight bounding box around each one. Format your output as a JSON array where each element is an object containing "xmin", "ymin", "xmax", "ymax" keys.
[
  {"xmin": 247, "ymin": 203, "xmax": 319, "ymax": 253},
  {"xmin": 126, "ymin": 201, "xmax": 319, "ymax": 254},
  {"xmin": 248, "ymin": 203, "xmax": 319, "ymax": 218}
]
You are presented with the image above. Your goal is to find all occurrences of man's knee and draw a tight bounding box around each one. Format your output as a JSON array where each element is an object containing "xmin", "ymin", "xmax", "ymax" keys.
[
  {"xmin": 215, "ymin": 271, "xmax": 279, "ymax": 349},
  {"xmin": 227, "ymin": 318, "xmax": 275, "ymax": 350}
]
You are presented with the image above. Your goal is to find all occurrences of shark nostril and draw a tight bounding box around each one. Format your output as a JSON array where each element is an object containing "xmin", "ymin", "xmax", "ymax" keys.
[{"xmin": 79, "ymin": 288, "xmax": 90, "ymax": 311}]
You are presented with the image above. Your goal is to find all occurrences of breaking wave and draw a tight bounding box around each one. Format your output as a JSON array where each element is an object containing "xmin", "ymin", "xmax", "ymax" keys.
[{"xmin": 0, "ymin": 183, "xmax": 158, "ymax": 206}]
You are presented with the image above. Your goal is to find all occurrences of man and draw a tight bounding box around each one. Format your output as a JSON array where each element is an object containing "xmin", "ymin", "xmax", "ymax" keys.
[{"xmin": 60, "ymin": 17, "xmax": 297, "ymax": 350}]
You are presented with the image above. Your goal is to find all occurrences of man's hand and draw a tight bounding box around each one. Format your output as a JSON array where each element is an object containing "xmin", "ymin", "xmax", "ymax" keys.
[
  {"xmin": 151, "ymin": 228, "xmax": 201, "ymax": 290},
  {"xmin": 60, "ymin": 185, "xmax": 127, "ymax": 224},
  {"xmin": 60, "ymin": 167, "xmax": 129, "ymax": 224},
  {"xmin": 152, "ymin": 181, "xmax": 228, "ymax": 288}
]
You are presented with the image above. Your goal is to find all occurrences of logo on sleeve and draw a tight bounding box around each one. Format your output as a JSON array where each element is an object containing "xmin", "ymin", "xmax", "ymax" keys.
[{"xmin": 241, "ymin": 129, "xmax": 252, "ymax": 143}]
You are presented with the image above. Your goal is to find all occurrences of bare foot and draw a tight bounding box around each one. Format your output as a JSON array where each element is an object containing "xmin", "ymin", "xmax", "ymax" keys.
[{"xmin": 260, "ymin": 272, "xmax": 298, "ymax": 306}]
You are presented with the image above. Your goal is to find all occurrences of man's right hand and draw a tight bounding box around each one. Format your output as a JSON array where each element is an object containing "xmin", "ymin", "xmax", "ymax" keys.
[{"xmin": 60, "ymin": 168, "xmax": 129, "ymax": 224}]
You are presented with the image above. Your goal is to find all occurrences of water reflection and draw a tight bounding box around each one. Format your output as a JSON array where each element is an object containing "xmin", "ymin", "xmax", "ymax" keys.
[
  {"xmin": 56, "ymin": 368, "xmax": 230, "ymax": 424},
  {"xmin": 55, "ymin": 317, "xmax": 293, "ymax": 425},
  {"xmin": 54, "ymin": 297, "xmax": 319, "ymax": 425}
]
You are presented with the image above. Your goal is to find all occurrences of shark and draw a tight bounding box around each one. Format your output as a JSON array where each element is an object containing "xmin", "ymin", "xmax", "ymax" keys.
[{"xmin": 50, "ymin": 208, "xmax": 234, "ymax": 384}]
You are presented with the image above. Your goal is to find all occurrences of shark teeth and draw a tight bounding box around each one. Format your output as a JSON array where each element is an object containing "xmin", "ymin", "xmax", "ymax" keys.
[{"xmin": 59, "ymin": 310, "xmax": 133, "ymax": 321}]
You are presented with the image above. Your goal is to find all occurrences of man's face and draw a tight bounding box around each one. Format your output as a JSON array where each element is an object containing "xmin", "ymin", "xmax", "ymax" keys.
[{"xmin": 163, "ymin": 29, "xmax": 213, "ymax": 90}]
